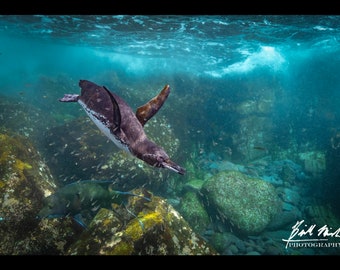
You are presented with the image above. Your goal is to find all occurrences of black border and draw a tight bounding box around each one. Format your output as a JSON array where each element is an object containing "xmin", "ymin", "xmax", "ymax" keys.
[{"xmin": 3, "ymin": 1, "xmax": 339, "ymax": 15}]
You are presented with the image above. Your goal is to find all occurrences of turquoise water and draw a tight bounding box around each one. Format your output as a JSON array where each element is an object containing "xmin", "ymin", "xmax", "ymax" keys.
[{"xmin": 0, "ymin": 15, "xmax": 340, "ymax": 255}]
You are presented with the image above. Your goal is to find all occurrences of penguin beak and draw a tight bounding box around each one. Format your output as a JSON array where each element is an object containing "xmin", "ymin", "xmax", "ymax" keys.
[{"xmin": 161, "ymin": 159, "xmax": 186, "ymax": 175}]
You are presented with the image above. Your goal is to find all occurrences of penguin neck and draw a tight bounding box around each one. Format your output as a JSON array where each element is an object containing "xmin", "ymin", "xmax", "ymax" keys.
[{"xmin": 130, "ymin": 137, "xmax": 160, "ymax": 163}]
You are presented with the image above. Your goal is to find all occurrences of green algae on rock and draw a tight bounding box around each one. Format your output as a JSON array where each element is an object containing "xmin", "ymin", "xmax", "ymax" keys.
[
  {"xmin": 68, "ymin": 189, "xmax": 217, "ymax": 255},
  {"xmin": 0, "ymin": 132, "xmax": 81, "ymax": 255},
  {"xmin": 178, "ymin": 191, "xmax": 210, "ymax": 235},
  {"xmin": 201, "ymin": 170, "xmax": 281, "ymax": 235},
  {"xmin": 0, "ymin": 132, "xmax": 57, "ymax": 217}
]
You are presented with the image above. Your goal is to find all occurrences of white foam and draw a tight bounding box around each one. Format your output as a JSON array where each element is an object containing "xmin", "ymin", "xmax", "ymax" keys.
[{"xmin": 205, "ymin": 46, "xmax": 286, "ymax": 77}]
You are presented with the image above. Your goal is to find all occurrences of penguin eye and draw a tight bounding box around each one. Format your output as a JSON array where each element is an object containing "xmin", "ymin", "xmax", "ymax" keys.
[{"xmin": 157, "ymin": 156, "xmax": 165, "ymax": 163}]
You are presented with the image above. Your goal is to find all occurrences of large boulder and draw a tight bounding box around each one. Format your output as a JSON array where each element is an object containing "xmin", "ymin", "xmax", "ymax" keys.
[
  {"xmin": 201, "ymin": 170, "xmax": 281, "ymax": 235},
  {"xmin": 67, "ymin": 189, "xmax": 217, "ymax": 255},
  {"xmin": 178, "ymin": 191, "xmax": 210, "ymax": 235},
  {"xmin": 0, "ymin": 132, "xmax": 80, "ymax": 255}
]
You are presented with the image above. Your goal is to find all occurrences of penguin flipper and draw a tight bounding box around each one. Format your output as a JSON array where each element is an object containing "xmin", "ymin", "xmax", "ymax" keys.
[
  {"xmin": 103, "ymin": 86, "xmax": 121, "ymax": 133},
  {"xmin": 136, "ymin": 85, "xmax": 170, "ymax": 126},
  {"xmin": 78, "ymin": 80, "xmax": 121, "ymax": 133}
]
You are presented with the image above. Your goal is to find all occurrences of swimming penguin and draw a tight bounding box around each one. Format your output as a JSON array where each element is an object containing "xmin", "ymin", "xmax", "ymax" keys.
[{"xmin": 59, "ymin": 80, "xmax": 185, "ymax": 175}]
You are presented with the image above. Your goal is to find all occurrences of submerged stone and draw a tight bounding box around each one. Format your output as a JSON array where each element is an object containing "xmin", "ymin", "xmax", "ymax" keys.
[
  {"xmin": 0, "ymin": 132, "xmax": 80, "ymax": 255},
  {"xmin": 298, "ymin": 151, "xmax": 326, "ymax": 178},
  {"xmin": 178, "ymin": 191, "xmax": 210, "ymax": 235},
  {"xmin": 201, "ymin": 170, "xmax": 281, "ymax": 235},
  {"xmin": 0, "ymin": 132, "xmax": 56, "ymax": 220},
  {"xmin": 68, "ymin": 189, "xmax": 217, "ymax": 255}
]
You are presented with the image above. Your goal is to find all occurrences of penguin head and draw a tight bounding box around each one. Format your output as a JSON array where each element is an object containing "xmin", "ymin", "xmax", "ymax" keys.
[{"xmin": 140, "ymin": 144, "xmax": 185, "ymax": 175}]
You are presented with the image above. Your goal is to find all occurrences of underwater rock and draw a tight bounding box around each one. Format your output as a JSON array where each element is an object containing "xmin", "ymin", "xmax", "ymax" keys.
[
  {"xmin": 178, "ymin": 191, "xmax": 210, "ymax": 235},
  {"xmin": 231, "ymin": 116, "xmax": 273, "ymax": 162},
  {"xmin": 183, "ymin": 179, "xmax": 205, "ymax": 192},
  {"xmin": 229, "ymin": 90, "xmax": 274, "ymax": 163},
  {"xmin": 266, "ymin": 208, "xmax": 301, "ymax": 231},
  {"xmin": 279, "ymin": 162, "xmax": 297, "ymax": 184},
  {"xmin": 235, "ymin": 97, "xmax": 273, "ymax": 116},
  {"xmin": 208, "ymin": 232, "xmax": 242, "ymax": 254},
  {"xmin": 67, "ymin": 189, "xmax": 217, "ymax": 255},
  {"xmin": 276, "ymin": 187, "xmax": 301, "ymax": 206},
  {"xmin": 304, "ymin": 199, "xmax": 340, "ymax": 229},
  {"xmin": 298, "ymin": 151, "xmax": 326, "ymax": 178},
  {"xmin": 0, "ymin": 132, "xmax": 80, "ymax": 254},
  {"xmin": 207, "ymin": 160, "xmax": 245, "ymax": 173},
  {"xmin": 235, "ymin": 100, "xmax": 259, "ymax": 115},
  {"xmin": 201, "ymin": 170, "xmax": 281, "ymax": 235},
  {"xmin": 0, "ymin": 132, "xmax": 56, "ymax": 219}
]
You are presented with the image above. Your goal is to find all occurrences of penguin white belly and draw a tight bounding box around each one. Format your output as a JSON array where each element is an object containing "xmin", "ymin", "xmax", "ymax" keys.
[{"xmin": 78, "ymin": 100, "xmax": 130, "ymax": 153}]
